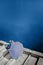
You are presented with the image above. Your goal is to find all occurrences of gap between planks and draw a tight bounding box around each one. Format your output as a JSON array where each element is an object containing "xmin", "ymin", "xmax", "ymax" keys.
[{"xmin": 24, "ymin": 48, "xmax": 43, "ymax": 58}]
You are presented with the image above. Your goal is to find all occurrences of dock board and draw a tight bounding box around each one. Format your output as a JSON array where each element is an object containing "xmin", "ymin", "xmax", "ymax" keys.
[{"xmin": 0, "ymin": 45, "xmax": 43, "ymax": 65}]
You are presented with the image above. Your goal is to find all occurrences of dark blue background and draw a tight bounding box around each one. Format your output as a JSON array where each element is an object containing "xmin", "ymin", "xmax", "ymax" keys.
[{"xmin": 0, "ymin": 0, "xmax": 43, "ymax": 52}]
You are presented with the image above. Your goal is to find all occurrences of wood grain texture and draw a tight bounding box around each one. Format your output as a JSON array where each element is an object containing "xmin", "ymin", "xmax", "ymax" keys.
[
  {"xmin": 37, "ymin": 58, "xmax": 43, "ymax": 65},
  {"xmin": 4, "ymin": 53, "xmax": 11, "ymax": 59},
  {"xmin": 24, "ymin": 55, "xmax": 37, "ymax": 65},
  {"xmin": 6, "ymin": 59, "xmax": 14, "ymax": 65},
  {"xmin": 0, "ymin": 45, "xmax": 43, "ymax": 65},
  {"xmin": 0, "ymin": 56, "xmax": 8, "ymax": 65},
  {"xmin": 24, "ymin": 48, "xmax": 43, "ymax": 57},
  {"xmin": 7, "ymin": 54, "xmax": 28, "ymax": 65}
]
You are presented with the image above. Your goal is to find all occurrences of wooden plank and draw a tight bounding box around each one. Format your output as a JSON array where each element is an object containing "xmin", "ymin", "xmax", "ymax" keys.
[
  {"xmin": 3, "ymin": 49, "xmax": 8, "ymax": 56},
  {"xmin": 37, "ymin": 58, "xmax": 43, "ymax": 65},
  {"xmin": 13, "ymin": 54, "xmax": 28, "ymax": 65},
  {"xmin": 0, "ymin": 48, "xmax": 8, "ymax": 58},
  {"xmin": 0, "ymin": 56, "xmax": 8, "ymax": 65},
  {"xmin": 0, "ymin": 46, "xmax": 6, "ymax": 57},
  {"xmin": 24, "ymin": 48, "xmax": 43, "ymax": 57},
  {"xmin": 0, "ymin": 46, "xmax": 43, "ymax": 65},
  {"xmin": 6, "ymin": 54, "xmax": 28, "ymax": 65},
  {"xmin": 24, "ymin": 55, "xmax": 37, "ymax": 65},
  {"xmin": 5, "ymin": 53, "xmax": 11, "ymax": 59},
  {"xmin": 6, "ymin": 59, "xmax": 16, "ymax": 65},
  {"xmin": 0, "ymin": 45, "xmax": 5, "ymax": 51}
]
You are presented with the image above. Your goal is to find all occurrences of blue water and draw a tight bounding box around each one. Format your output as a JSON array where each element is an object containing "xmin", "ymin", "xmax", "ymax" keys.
[{"xmin": 0, "ymin": 0, "xmax": 43, "ymax": 52}]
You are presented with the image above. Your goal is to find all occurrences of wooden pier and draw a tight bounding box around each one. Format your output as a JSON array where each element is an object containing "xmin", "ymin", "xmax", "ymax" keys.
[{"xmin": 0, "ymin": 45, "xmax": 43, "ymax": 65}]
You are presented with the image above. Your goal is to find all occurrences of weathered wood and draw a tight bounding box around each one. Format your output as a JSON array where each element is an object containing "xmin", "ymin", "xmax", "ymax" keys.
[
  {"xmin": 5, "ymin": 53, "xmax": 11, "ymax": 59},
  {"xmin": 37, "ymin": 58, "xmax": 43, "ymax": 65},
  {"xmin": 6, "ymin": 59, "xmax": 16, "ymax": 65},
  {"xmin": 0, "ymin": 45, "xmax": 43, "ymax": 65},
  {"xmin": 6, "ymin": 54, "xmax": 28, "ymax": 65},
  {"xmin": 24, "ymin": 48, "xmax": 43, "ymax": 57},
  {"xmin": 24, "ymin": 55, "xmax": 37, "ymax": 65},
  {"xmin": 0, "ymin": 46, "xmax": 6, "ymax": 57},
  {"xmin": 0, "ymin": 45, "xmax": 9, "ymax": 58},
  {"xmin": 0, "ymin": 48, "xmax": 8, "ymax": 58},
  {"xmin": 0, "ymin": 56, "xmax": 8, "ymax": 65},
  {"xmin": 3, "ymin": 49, "xmax": 8, "ymax": 56},
  {"xmin": 0, "ymin": 45, "xmax": 5, "ymax": 51}
]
